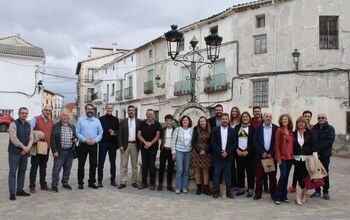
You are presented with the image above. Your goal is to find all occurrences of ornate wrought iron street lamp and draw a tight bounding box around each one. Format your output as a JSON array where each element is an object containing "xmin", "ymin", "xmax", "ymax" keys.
[
  {"xmin": 292, "ymin": 49, "xmax": 301, "ymax": 70},
  {"xmin": 164, "ymin": 24, "xmax": 223, "ymax": 102}
]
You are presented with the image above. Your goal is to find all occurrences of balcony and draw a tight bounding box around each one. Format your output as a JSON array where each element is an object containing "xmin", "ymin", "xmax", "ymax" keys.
[
  {"xmin": 204, "ymin": 73, "xmax": 229, "ymax": 93},
  {"xmin": 144, "ymin": 80, "xmax": 154, "ymax": 94},
  {"xmin": 115, "ymin": 90, "xmax": 123, "ymax": 101},
  {"xmin": 103, "ymin": 93, "xmax": 107, "ymax": 103},
  {"xmin": 124, "ymin": 87, "xmax": 133, "ymax": 99},
  {"xmin": 174, "ymin": 80, "xmax": 191, "ymax": 96},
  {"xmin": 91, "ymin": 92, "xmax": 103, "ymax": 104}
]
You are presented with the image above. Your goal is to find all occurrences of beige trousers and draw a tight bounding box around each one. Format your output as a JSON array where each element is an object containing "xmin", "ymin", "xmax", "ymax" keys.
[{"xmin": 120, "ymin": 143, "xmax": 139, "ymax": 184}]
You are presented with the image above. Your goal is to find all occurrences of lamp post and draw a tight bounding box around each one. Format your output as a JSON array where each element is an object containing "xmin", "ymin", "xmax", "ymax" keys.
[
  {"xmin": 292, "ymin": 49, "xmax": 301, "ymax": 71},
  {"xmin": 164, "ymin": 25, "xmax": 223, "ymax": 103}
]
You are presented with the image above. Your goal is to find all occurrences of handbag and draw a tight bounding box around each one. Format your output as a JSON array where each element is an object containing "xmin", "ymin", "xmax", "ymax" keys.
[
  {"xmin": 261, "ymin": 158, "xmax": 276, "ymax": 173},
  {"xmin": 36, "ymin": 141, "xmax": 48, "ymax": 155},
  {"xmin": 303, "ymin": 175, "xmax": 325, "ymax": 190},
  {"xmin": 72, "ymin": 141, "xmax": 79, "ymax": 159}
]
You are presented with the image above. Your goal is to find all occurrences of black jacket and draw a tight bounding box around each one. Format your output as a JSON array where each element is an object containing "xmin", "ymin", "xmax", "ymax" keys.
[
  {"xmin": 99, "ymin": 114, "xmax": 119, "ymax": 144},
  {"xmin": 210, "ymin": 126, "xmax": 237, "ymax": 162},
  {"xmin": 51, "ymin": 121, "xmax": 76, "ymax": 155},
  {"xmin": 234, "ymin": 124, "xmax": 255, "ymax": 156},
  {"xmin": 311, "ymin": 122, "xmax": 335, "ymax": 158},
  {"xmin": 254, "ymin": 123, "xmax": 278, "ymax": 160},
  {"xmin": 293, "ymin": 129, "xmax": 317, "ymax": 157}
]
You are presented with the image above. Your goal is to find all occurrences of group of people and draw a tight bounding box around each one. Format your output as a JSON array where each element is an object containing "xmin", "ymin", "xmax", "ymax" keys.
[{"xmin": 8, "ymin": 103, "xmax": 335, "ymax": 206}]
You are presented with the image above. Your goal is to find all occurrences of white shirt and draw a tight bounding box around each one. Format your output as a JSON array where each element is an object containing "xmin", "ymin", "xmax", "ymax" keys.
[
  {"xmin": 238, "ymin": 126, "xmax": 249, "ymax": 150},
  {"xmin": 164, "ymin": 128, "xmax": 173, "ymax": 148},
  {"xmin": 294, "ymin": 131, "xmax": 307, "ymax": 161},
  {"xmin": 128, "ymin": 118, "xmax": 136, "ymax": 142},
  {"xmin": 263, "ymin": 123, "xmax": 272, "ymax": 151},
  {"xmin": 183, "ymin": 128, "xmax": 191, "ymax": 146},
  {"xmin": 220, "ymin": 126, "xmax": 228, "ymax": 151}
]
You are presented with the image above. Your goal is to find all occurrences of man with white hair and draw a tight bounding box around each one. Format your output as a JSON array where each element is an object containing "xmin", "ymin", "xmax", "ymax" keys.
[
  {"xmin": 29, "ymin": 105, "xmax": 53, "ymax": 193},
  {"xmin": 50, "ymin": 109, "xmax": 77, "ymax": 192}
]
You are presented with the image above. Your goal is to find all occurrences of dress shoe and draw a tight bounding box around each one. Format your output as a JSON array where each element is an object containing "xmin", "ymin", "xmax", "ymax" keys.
[
  {"xmin": 131, "ymin": 183, "xmax": 138, "ymax": 188},
  {"xmin": 253, "ymin": 195, "xmax": 262, "ymax": 200},
  {"xmin": 62, "ymin": 184, "xmax": 72, "ymax": 190},
  {"xmin": 236, "ymin": 191, "xmax": 244, "ymax": 196},
  {"xmin": 118, "ymin": 183, "xmax": 126, "ymax": 189},
  {"xmin": 149, "ymin": 184, "xmax": 156, "ymax": 190},
  {"xmin": 167, "ymin": 186, "xmax": 175, "ymax": 192},
  {"xmin": 157, "ymin": 185, "xmax": 163, "ymax": 191},
  {"xmin": 139, "ymin": 183, "xmax": 147, "ymax": 190},
  {"xmin": 88, "ymin": 183, "xmax": 98, "ymax": 189},
  {"xmin": 323, "ymin": 192, "xmax": 330, "ymax": 200},
  {"xmin": 213, "ymin": 192, "xmax": 219, "ymax": 199},
  {"xmin": 51, "ymin": 187, "xmax": 59, "ymax": 193},
  {"xmin": 310, "ymin": 191, "xmax": 321, "ymax": 198},
  {"xmin": 41, "ymin": 185, "xmax": 50, "ymax": 191},
  {"xmin": 98, "ymin": 182, "xmax": 103, "ymax": 188},
  {"xmin": 9, "ymin": 194, "xmax": 16, "ymax": 201},
  {"xmin": 29, "ymin": 188, "xmax": 35, "ymax": 193},
  {"xmin": 16, "ymin": 191, "xmax": 31, "ymax": 196},
  {"xmin": 282, "ymin": 199, "xmax": 290, "ymax": 203},
  {"xmin": 78, "ymin": 184, "xmax": 84, "ymax": 189},
  {"xmin": 110, "ymin": 181, "xmax": 118, "ymax": 187},
  {"xmin": 226, "ymin": 192, "xmax": 234, "ymax": 199},
  {"xmin": 247, "ymin": 191, "xmax": 254, "ymax": 198}
]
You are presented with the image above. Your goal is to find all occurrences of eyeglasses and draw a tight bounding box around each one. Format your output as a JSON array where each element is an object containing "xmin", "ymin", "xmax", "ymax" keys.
[{"xmin": 318, "ymin": 117, "xmax": 325, "ymax": 120}]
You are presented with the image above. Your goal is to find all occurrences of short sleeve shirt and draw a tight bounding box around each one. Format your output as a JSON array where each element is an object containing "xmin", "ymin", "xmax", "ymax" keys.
[{"xmin": 138, "ymin": 120, "xmax": 162, "ymax": 149}]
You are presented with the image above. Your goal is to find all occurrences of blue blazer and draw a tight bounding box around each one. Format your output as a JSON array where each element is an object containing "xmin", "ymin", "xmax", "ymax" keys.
[
  {"xmin": 254, "ymin": 123, "xmax": 278, "ymax": 160},
  {"xmin": 210, "ymin": 126, "xmax": 237, "ymax": 162}
]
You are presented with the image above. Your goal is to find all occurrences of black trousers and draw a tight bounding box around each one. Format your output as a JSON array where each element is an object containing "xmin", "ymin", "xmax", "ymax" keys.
[
  {"xmin": 158, "ymin": 148, "xmax": 174, "ymax": 186},
  {"xmin": 29, "ymin": 151, "xmax": 49, "ymax": 188},
  {"xmin": 236, "ymin": 155, "xmax": 255, "ymax": 189},
  {"xmin": 141, "ymin": 148, "xmax": 157, "ymax": 185},
  {"xmin": 231, "ymin": 157, "xmax": 238, "ymax": 188},
  {"xmin": 294, "ymin": 160, "xmax": 308, "ymax": 188},
  {"xmin": 78, "ymin": 143, "xmax": 97, "ymax": 185}
]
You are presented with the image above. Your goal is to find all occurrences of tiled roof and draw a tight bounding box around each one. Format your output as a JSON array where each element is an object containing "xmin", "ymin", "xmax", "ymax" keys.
[
  {"xmin": 0, "ymin": 43, "xmax": 45, "ymax": 58},
  {"xmin": 0, "ymin": 35, "xmax": 45, "ymax": 58}
]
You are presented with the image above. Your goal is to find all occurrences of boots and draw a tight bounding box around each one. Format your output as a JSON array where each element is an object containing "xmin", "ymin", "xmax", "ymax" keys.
[
  {"xmin": 196, "ymin": 184, "xmax": 202, "ymax": 195},
  {"xmin": 301, "ymin": 188, "xmax": 307, "ymax": 203},
  {"xmin": 295, "ymin": 188, "xmax": 303, "ymax": 206},
  {"xmin": 203, "ymin": 185, "xmax": 209, "ymax": 195}
]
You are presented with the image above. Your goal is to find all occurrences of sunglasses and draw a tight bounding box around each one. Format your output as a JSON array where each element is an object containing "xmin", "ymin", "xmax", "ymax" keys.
[{"xmin": 318, "ymin": 117, "xmax": 325, "ymax": 119}]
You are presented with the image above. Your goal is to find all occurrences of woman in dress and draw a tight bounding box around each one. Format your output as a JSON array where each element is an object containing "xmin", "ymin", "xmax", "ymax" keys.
[{"xmin": 191, "ymin": 116, "xmax": 212, "ymax": 195}]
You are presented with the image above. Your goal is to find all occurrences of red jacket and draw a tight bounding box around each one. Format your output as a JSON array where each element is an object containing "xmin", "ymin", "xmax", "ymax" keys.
[{"xmin": 274, "ymin": 127, "xmax": 294, "ymax": 161}]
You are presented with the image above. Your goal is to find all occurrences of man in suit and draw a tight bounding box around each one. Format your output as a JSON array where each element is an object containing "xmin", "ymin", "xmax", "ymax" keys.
[
  {"xmin": 118, "ymin": 105, "xmax": 141, "ymax": 189},
  {"xmin": 210, "ymin": 113, "xmax": 237, "ymax": 199},
  {"xmin": 209, "ymin": 104, "xmax": 223, "ymax": 129},
  {"xmin": 253, "ymin": 112, "xmax": 278, "ymax": 200}
]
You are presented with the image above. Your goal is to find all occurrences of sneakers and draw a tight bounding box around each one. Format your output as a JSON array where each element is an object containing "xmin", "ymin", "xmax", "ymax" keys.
[
  {"xmin": 274, "ymin": 201, "xmax": 281, "ymax": 205},
  {"xmin": 182, "ymin": 189, "xmax": 188, "ymax": 194},
  {"xmin": 288, "ymin": 186, "xmax": 296, "ymax": 193},
  {"xmin": 16, "ymin": 191, "xmax": 31, "ymax": 196},
  {"xmin": 175, "ymin": 189, "xmax": 181, "ymax": 194}
]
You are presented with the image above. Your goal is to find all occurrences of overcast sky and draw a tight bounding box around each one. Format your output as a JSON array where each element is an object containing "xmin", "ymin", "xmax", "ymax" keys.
[{"xmin": 0, "ymin": 0, "xmax": 250, "ymax": 103}]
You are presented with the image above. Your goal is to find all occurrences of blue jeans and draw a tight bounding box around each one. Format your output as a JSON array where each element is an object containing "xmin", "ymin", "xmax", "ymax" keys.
[
  {"xmin": 275, "ymin": 160, "xmax": 293, "ymax": 201},
  {"xmin": 175, "ymin": 150, "xmax": 191, "ymax": 191},
  {"xmin": 51, "ymin": 149, "xmax": 74, "ymax": 188},
  {"xmin": 8, "ymin": 153, "xmax": 28, "ymax": 195},
  {"xmin": 98, "ymin": 143, "xmax": 117, "ymax": 183}
]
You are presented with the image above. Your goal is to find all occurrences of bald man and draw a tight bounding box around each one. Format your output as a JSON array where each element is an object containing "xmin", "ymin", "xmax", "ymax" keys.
[{"xmin": 310, "ymin": 113, "xmax": 335, "ymax": 200}]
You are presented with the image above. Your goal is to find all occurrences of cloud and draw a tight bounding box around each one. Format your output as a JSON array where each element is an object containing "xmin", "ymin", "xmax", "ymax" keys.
[{"xmin": 0, "ymin": 0, "xmax": 249, "ymax": 102}]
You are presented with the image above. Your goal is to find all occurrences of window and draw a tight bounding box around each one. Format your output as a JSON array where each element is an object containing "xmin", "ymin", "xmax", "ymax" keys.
[
  {"xmin": 210, "ymin": 25, "xmax": 218, "ymax": 35},
  {"xmin": 149, "ymin": 49, "xmax": 153, "ymax": 58},
  {"xmin": 320, "ymin": 16, "xmax": 338, "ymax": 49},
  {"xmin": 256, "ymin": 15, "xmax": 265, "ymax": 28},
  {"xmin": 254, "ymin": 34, "xmax": 267, "ymax": 54},
  {"xmin": 106, "ymin": 84, "xmax": 109, "ymax": 102},
  {"xmin": 87, "ymin": 88, "xmax": 94, "ymax": 102},
  {"xmin": 179, "ymin": 38, "xmax": 184, "ymax": 52},
  {"xmin": 87, "ymin": 68, "xmax": 95, "ymax": 82},
  {"xmin": 347, "ymin": 112, "xmax": 350, "ymax": 133},
  {"xmin": 111, "ymin": 83, "xmax": 115, "ymax": 96},
  {"xmin": 154, "ymin": 110, "xmax": 159, "ymax": 121},
  {"xmin": 131, "ymin": 56, "xmax": 133, "ymax": 62},
  {"xmin": 253, "ymin": 80, "xmax": 268, "ymax": 107}
]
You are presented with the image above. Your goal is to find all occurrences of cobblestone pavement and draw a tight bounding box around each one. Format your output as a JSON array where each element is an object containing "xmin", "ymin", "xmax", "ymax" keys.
[{"xmin": 0, "ymin": 133, "xmax": 349, "ymax": 220}]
